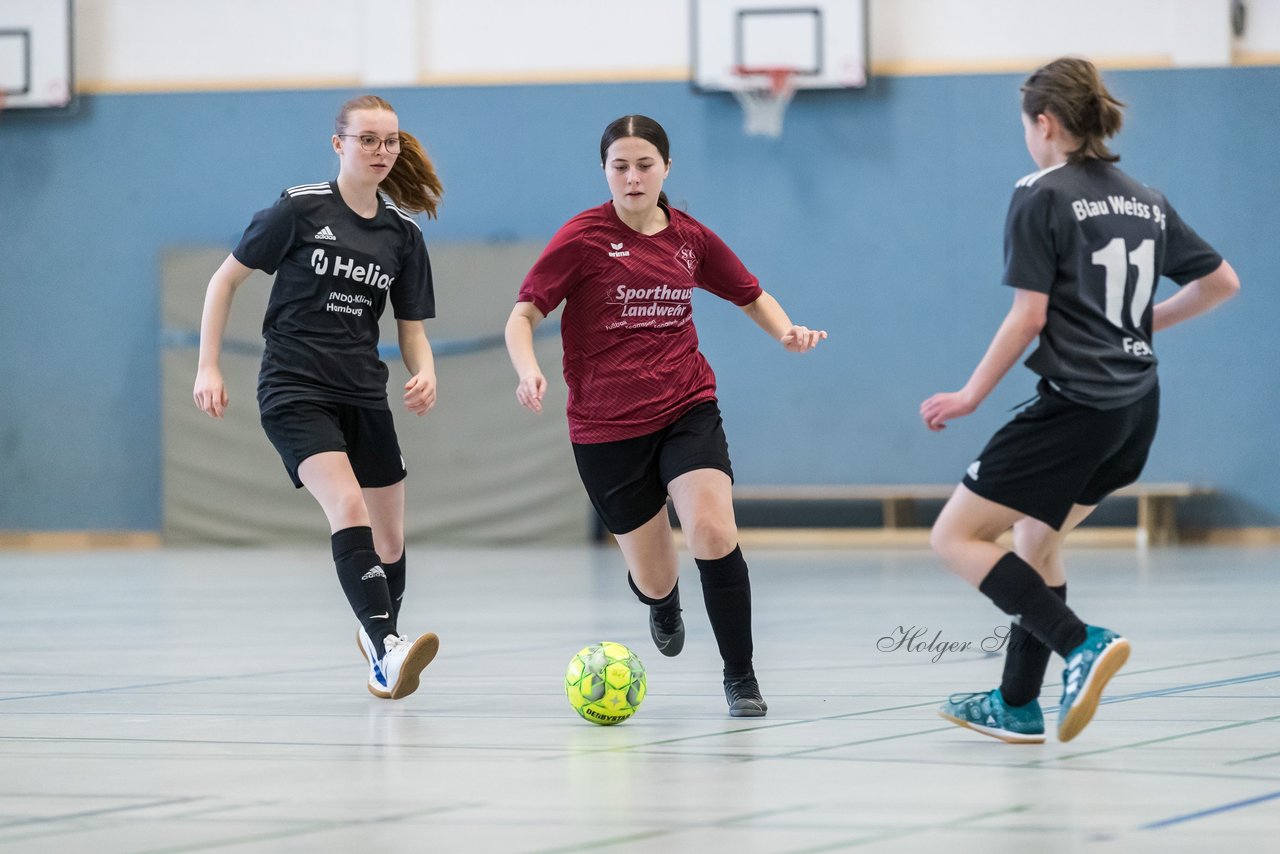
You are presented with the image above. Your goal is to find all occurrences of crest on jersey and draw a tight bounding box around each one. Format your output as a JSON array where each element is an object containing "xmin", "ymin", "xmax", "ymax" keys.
[{"xmin": 674, "ymin": 244, "xmax": 698, "ymax": 275}]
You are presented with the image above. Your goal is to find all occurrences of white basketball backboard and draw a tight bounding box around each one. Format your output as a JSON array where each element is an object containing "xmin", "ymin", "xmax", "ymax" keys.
[
  {"xmin": 692, "ymin": 0, "xmax": 868, "ymax": 92},
  {"xmin": 0, "ymin": 0, "xmax": 73, "ymax": 110}
]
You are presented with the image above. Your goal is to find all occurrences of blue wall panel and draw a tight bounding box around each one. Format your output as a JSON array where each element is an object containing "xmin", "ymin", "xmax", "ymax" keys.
[{"xmin": 1, "ymin": 67, "xmax": 1275, "ymax": 530}]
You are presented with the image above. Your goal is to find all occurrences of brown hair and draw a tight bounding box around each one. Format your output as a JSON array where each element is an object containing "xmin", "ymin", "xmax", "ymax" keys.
[
  {"xmin": 1021, "ymin": 58, "xmax": 1125, "ymax": 164},
  {"xmin": 335, "ymin": 94, "xmax": 443, "ymax": 218}
]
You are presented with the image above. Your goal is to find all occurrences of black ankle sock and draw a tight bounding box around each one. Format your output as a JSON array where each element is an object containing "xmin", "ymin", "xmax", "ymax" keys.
[
  {"xmin": 384, "ymin": 551, "xmax": 406, "ymax": 621},
  {"xmin": 1000, "ymin": 583, "xmax": 1066, "ymax": 706},
  {"xmin": 696, "ymin": 545, "xmax": 754, "ymax": 680},
  {"xmin": 979, "ymin": 553, "xmax": 1086, "ymax": 657},
  {"xmin": 627, "ymin": 573, "xmax": 679, "ymax": 614},
  {"xmin": 332, "ymin": 526, "xmax": 397, "ymax": 655}
]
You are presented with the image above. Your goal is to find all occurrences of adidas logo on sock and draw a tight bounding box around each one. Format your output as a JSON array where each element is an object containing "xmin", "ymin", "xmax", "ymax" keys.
[{"xmin": 314, "ymin": 226, "xmax": 337, "ymax": 241}]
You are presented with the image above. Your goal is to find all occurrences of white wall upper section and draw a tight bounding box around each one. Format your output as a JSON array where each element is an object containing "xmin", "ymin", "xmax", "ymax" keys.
[
  {"xmin": 71, "ymin": 0, "xmax": 1280, "ymax": 92},
  {"xmin": 423, "ymin": 1, "xmax": 689, "ymax": 83}
]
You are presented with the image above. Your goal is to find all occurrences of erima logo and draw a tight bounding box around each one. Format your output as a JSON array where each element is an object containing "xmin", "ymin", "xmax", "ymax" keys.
[
  {"xmin": 608, "ymin": 241, "xmax": 630, "ymax": 258},
  {"xmin": 314, "ymin": 226, "xmax": 337, "ymax": 241},
  {"xmin": 966, "ymin": 461, "xmax": 981, "ymax": 481},
  {"xmin": 362, "ymin": 566, "xmax": 386, "ymax": 581}
]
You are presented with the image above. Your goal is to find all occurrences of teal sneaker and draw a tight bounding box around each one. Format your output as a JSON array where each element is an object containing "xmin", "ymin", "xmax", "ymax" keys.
[
  {"xmin": 938, "ymin": 688, "xmax": 1045, "ymax": 743},
  {"xmin": 1058, "ymin": 626, "xmax": 1130, "ymax": 742}
]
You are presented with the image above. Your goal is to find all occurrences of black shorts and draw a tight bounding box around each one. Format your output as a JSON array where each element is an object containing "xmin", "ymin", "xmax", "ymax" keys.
[
  {"xmin": 259, "ymin": 400, "xmax": 406, "ymax": 490},
  {"xmin": 962, "ymin": 380, "xmax": 1160, "ymax": 530},
  {"xmin": 572, "ymin": 400, "xmax": 734, "ymax": 536}
]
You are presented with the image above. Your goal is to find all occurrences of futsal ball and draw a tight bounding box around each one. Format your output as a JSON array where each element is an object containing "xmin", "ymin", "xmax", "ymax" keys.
[{"xmin": 564, "ymin": 642, "xmax": 646, "ymax": 725}]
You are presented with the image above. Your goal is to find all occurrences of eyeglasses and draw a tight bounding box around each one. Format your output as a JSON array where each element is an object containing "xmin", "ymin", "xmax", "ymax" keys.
[{"xmin": 338, "ymin": 133, "xmax": 402, "ymax": 153}]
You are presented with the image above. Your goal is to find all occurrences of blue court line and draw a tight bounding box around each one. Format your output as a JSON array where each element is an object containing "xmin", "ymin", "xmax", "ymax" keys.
[
  {"xmin": 161, "ymin": 323, "xmax": 558, "ymax": 360},
  {"xmin": 1139, "ymin": 788, "xmax": 1280, "ymax": 831}
]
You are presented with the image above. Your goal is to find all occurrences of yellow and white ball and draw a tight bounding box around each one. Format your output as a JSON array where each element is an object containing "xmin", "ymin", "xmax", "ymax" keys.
[{"xmin": 565, "ymin": 642, "xmax": 646, "ymax": 725}]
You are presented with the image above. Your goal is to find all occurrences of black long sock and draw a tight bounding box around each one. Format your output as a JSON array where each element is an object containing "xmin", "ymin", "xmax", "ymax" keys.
[
  {"xmin": 978, "ymin": 553, "xmax": 1086, "ymax": 657},
  {"xmin": 627, "ymin": 573, "xmax": 679, "ymax": 612},
  {"xmin": 1000, "ymin": 583, "xmax": 1066, "ymax": 706},
  {"xmin": 696, "ymin": 545, "xmax": 753, "ymax": 680},
  {"xmin": 384, "ymin": 551, "xmax": 406, "ymax": 621},
  {"xmin": 332, "ymin": 526, "xmax": 397, "ymax": 656}
]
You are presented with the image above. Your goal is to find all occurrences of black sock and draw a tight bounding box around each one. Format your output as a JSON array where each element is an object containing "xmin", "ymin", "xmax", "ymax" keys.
[
  {"xmin": 384, "ymin": 551, "xmax": 406, "ymax": 621},
  {"xmin": 332, "ymin": 526, "xmax": 397, "ymax": 656},
  {"xmin": 1000, "ymin": 583, "xmax": 1066, "ymax": 706},
  {"xmin": 628, "ymin": 573, "xmax": 679, "ymax": 613},
  {"xmin": 696, "ymin": 545, "xmax": 754, "ymax": 681},
  {"xmin": 978, "ymin": 553, "xmax": 1086, "ymax": 657}
]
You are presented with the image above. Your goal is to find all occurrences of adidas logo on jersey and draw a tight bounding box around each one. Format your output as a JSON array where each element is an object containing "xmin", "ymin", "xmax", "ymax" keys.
[{"xmin": 314, "ymin": 226, "xmax": 337, "ymax": 241}]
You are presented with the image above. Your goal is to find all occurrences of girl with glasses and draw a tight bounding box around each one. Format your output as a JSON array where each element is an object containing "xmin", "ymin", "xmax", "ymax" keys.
[{"xmin": 194, "ymin": 95, "xmax": 444, "ymax": 700}]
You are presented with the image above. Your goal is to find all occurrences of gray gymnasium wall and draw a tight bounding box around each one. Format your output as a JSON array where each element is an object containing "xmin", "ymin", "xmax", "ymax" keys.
[
  {"xmin": 161, "ymin": 244, "xmax": 587, "ymax": 545},
  {"xmin": 1, "ymin": 70, "xmax": 1278, "ymax": 536}
]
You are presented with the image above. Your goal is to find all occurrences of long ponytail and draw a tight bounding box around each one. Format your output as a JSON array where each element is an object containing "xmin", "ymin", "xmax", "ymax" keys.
[
  {"xmin": 335, "ymin": 95, "xmax": 443, "ymax": 218},
  {"xmin": 381, "ymin": 129, "xmax": 443, "ymax": 217}
]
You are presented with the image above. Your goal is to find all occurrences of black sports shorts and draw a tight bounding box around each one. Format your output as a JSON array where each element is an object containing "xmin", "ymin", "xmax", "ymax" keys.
[
  {"xmin": 260, "ymin": 400, "xmax": 406, "ymax": 490},
  {"xmin": 572, "ymin": 400, "xmax": 734, "ymax": 536},
  {"xmin": 962, "ymin": 379, "xmax": 1160, "ymax": 530}
]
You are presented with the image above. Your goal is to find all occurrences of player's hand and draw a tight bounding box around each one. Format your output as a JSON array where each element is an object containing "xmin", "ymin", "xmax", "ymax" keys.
[
  {"xmin": 193, "ymin": 367, "xmax": 229, "ymax": 418},
  {"xmin": 781, "ymin": 325, "xmax": 827, "ymax": 353},
  {"xmin": 516, "ymin": 371, "xmax": 547, "ymax": 413},
  {"xmin": 404, "ymin": 371, "xmax": 437, "ymax": 416},
  {"xmin": 920, "ymin": 391, "xmax": 976, "ymax": 432}
]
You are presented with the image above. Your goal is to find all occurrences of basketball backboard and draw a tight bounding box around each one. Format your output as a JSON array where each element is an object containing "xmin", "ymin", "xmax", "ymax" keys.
[
  {"xmin": 0, "ymin": 0, "xmax": 73, "ymax": 110},
  {"xmin": 691, "ymin": 0, "xmax": 868, "ymax": 92}
]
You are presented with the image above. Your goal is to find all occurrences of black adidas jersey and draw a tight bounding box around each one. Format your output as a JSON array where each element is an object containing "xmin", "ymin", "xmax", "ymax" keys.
[
  {"xmin": 233, "ymin": 181, "xmax": 434, "ymax": 413},
  {"xmin": 1003, "ymin": 160, "xmax": 1221, "ymax": 409}
]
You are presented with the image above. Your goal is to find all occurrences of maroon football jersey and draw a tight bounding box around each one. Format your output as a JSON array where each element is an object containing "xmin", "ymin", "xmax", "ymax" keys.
[{"xmin": 519, "ymin": 202, "xmax": 762, "ymax": 443}]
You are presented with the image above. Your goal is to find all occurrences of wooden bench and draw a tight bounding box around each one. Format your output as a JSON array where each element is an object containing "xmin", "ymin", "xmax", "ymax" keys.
[
  {"xmin": 729, "ymin": 482, "xmax": 1213, "ymax": 547},
  {"xmin": 591, "ymin": 482, "xmax": 1213, "ymax": 547}
]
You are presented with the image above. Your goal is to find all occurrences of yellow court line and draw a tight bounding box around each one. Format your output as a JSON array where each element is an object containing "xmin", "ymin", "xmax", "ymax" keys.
[{"xmin": 0, "ymin": 531, "xmax": 161, "ymax": 550}]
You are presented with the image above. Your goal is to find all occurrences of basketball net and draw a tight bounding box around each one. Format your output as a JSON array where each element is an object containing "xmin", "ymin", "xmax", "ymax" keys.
[{"xmin": 732, "ymin": 67, "xmax": 798, "ymax": 138}]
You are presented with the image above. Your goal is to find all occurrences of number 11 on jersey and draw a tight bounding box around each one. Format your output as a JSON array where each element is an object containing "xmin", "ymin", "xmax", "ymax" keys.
[{"xmin": 1092, "ymin": 237, "xmax": 1156, "ymax": 329}]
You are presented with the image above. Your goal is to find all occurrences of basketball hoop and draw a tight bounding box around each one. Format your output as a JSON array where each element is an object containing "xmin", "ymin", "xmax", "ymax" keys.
[{"xmin": 731, "ymin": 66, "xmax": 799, "ymax": 138}]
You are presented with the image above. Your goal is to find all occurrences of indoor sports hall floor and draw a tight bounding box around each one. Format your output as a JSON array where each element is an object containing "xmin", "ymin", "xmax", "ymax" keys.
[{"xmin": 2, "ymin": 544, "xmax": 1277, "ymax": 852}]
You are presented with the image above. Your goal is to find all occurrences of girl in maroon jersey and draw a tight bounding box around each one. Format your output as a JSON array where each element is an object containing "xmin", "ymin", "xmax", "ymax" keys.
[{"xmin": 505, "ymin": 114, "xmax": 826, "ymax": 717}]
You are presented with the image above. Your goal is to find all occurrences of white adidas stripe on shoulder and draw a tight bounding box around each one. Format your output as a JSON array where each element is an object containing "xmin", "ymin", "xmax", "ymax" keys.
[
  {"xmin": 286, "ymin": 182, "xmax": 333, "ymax": 197},
  {"xmin": 1015, "ymin": 162, "xmax": 1067, "ymax": 188},
  {"xmin": 381, "ymin": 193, "xmax": 422, "ymax": 231}
]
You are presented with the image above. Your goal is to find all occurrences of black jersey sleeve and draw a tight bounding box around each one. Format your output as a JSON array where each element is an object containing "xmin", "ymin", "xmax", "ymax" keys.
[
  {"xmin": 232, "ymin": 192, "xmax": 296, "ymax": 275},
  {"xmin": 1159, "ymin": 199, "xmax": 1224, "ymax": 285},
  {"xmin": 1001, "ymin": 186, "xmax": 1058, "ymax": 293},
  {"xmin": 390, "ymin": 227, "xmax": 435, "ymax": 320}
]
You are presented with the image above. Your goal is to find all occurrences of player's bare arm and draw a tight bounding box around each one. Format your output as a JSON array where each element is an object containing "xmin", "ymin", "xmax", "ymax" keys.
[
  {"xmin": 505, "ymin": 301, "xmax": 547, "ymax": 413},
  {"xmin": 921, "ymin": 288, "xmax": 1047, "ymax": 431},
  {"xmin": 740, "ymin": 291, "xmax": 828, "ymax": 352}
]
